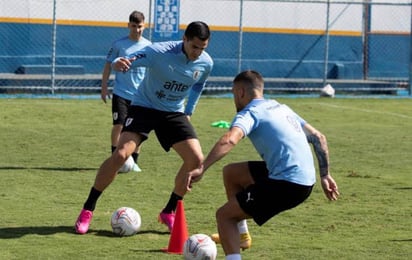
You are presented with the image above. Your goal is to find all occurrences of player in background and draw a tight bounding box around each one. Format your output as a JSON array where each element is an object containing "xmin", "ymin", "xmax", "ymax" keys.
[
  {"xmin": 100, "ymin": 10, "xmax": 151, "ymax": 173},
  {"xmin": 189, "ymin": 70, "xmax": 339, "ymax": 259},
  {"xmin": 75, "ymin": 21, "xmax": 213, "ymax": 234}
]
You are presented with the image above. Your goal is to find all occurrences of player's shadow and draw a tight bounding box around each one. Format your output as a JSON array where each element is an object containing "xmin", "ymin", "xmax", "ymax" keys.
[
  {"xmin": 94, "ymin": 229, "xmax": 169, "ymax": 237},
  {"xmin": 394, "ymin": 187, "xmax": 412, "ymax": 190},
  {"xmin": 0, "ymin": 226, "xmax": 169, "ymax": 239},
  {"xmin": 0, "ymin": 166, "xmax": 97, "ymax": 171},
  {"xmin": 390, "ymin": 239, "xmax": 412, "ymax": 242},
  {"xmin": 0, "ymin": 226, "xmax": 75, "ymax": 239}
]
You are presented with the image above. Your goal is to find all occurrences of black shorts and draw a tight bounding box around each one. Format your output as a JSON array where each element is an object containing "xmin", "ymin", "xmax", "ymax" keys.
[
  {"xmin": 112, "ymin": 94, "xmax": 131, "ymax": 125},
  {"xmin": 122, "ymin": 105, "xmax": 198, "ymax": 152},
  {"xmin": 236, "ymin": 161, "xmax": 313, "ymax": 226}
]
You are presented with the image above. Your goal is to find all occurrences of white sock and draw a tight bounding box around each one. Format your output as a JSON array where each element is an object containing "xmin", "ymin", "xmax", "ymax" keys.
[
  {"xmin": 237, "ymin": 219, "xmax": 249, "ymax": 234},
  {"xmin": 226, "ymin": 254, "xmax": 241, "ymax": 260}
]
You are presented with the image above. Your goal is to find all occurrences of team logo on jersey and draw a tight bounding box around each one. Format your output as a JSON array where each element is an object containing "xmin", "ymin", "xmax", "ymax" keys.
[
  {"xmin": 125, "ymin": 118, "xmax": 133, "ymax": 127},
  {"xmin": 193, "ymin": 70, "xmax": 201, "ymax": 80},
  {"xmin": 286, "ymin": 115, "xmax": 301, "ymax": 132}
]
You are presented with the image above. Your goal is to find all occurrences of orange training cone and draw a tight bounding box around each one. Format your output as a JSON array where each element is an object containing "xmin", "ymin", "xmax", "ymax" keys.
[{"xmin": 163, "ymin": 200, "xmax": 189, "ymax": 254}]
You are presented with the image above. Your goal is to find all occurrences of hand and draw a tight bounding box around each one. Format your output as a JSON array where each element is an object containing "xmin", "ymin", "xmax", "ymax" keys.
[
  {"xmin": 186, "ymin": 165, "xmax": 204, "ymax": 191},
  {"xmin": 101, "ymin": 86, "xmax": 111, "ymax": 103},
  {"xmin": 320, "ymin": 175, "xmax": 339, "ymax": 201},
  {"xmin": 113, "ymin": 57, "xmax": 135, "ymax": 72}
]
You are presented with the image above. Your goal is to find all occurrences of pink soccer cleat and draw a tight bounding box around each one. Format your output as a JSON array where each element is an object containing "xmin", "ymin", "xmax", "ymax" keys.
[
  {"xmin": 75, "ymin": 209, "xmax": 93, "ymax": 234},
  {"xmin": 158, "ymin": 211, "xmax": 175, "ymax": 232}
]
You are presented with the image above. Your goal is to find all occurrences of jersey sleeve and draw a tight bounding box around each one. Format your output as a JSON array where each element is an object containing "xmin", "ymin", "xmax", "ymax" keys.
[
  {"xmin": 231, "ymin": 110, "xmax": 256, "ymax": 137},
  {"xmin": 127, "ymin": 45, "xmax": 154, "ymax": 68},
  {"xmin": 106, "ymin": 41, "xmax": 119, "ymax": 62},
  {"xmin": 295, "ymin": 113, "xmax": 307, "ymax": 127},
  {"xmin": 184, "ymin": 61, "xmax": 213, "ymax": 115},
  {"xmin": 184, "ymin": 81, "xmax": 206, "ymax": 115}
]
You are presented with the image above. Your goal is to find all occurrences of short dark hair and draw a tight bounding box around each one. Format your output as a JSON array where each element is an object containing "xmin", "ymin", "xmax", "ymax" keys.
[
  {"xmin": 129, "ymin": 11, "xmax": 145, "ymax": 23},
  {"xmin": 233, "ymin": 70, "xmax": 264, "ymax": 93},
  {"xmin": 184, "ymin": 21, "xmax": 210, "ymax": 41}
]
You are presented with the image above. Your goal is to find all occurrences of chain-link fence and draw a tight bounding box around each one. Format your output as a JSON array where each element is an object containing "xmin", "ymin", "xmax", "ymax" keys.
[{"xmin": 0, "ymin": 0, "xmax": 411, "ymax": 95}]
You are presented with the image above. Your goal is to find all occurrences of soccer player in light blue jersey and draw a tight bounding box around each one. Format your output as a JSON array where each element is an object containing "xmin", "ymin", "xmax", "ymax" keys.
[
  {"xmin": 75, "ymin": 21, "xmax": 213, "ymax": 234},
  {"xmin": 190, "ymin": 70, "xmax": 339, "ymax": 260},
  {"xmin": 100, "ymin": 10, "xmax": 151, "ymax": 173}
]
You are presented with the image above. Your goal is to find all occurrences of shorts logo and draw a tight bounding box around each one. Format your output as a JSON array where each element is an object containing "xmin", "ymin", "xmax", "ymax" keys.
[
  {"xmin": 246, "ymin": 192, "xmax": 254, "ymax": 203},
  {"xmin": 113, "ymin": 112, "xmax": 118, "ymax": 120},
  {"xmin": 125, "ymin": 118, "xmax": 133, "ymax": 127}
]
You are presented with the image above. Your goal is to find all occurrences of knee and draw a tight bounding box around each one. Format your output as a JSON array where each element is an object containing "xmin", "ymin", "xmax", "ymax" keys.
[
  {"xmin": 185, "ymin": 153, "xmax": 204, "ymax": 168},
  {"xmin": 222, "ymin": 164, "xmax": 231, "ymax": 175},
  {"xmin": 215, "ymin": 206, "xmax": 224, "ymax": 223},
  {"xmin": 112, "ymin": 149, "xmax": 128, "ymax": 162},
  {"xmin": 222, "ymin": 164, "xmax": 235, "ymax": 181},
  {"xmin": 194, "ymin": 154, "xmax": 204, "ymax": 166}
]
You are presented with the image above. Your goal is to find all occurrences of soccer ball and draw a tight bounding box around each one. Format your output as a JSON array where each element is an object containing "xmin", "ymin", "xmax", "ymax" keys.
[
  {"xmin": 118, "ymin": 156, "xmax": 134, "ymax": 173},
  {"xmin": 183, "ymin": 234, "xmax": 217, "ymax": 260},
  {"xmin": 111, "ymin": 207, "xmax": 141, "ymax": 236}
]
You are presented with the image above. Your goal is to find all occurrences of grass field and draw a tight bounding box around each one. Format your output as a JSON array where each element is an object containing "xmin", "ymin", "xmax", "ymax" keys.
[{"xmin": 0, "ymin": 97, "xmax": 411, "ymax": 259}]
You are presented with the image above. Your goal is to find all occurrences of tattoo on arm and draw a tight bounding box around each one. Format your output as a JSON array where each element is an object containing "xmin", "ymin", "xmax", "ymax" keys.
[{"xmin": 307, "ymin": 134, "xmax": 329, "ymax": 177}]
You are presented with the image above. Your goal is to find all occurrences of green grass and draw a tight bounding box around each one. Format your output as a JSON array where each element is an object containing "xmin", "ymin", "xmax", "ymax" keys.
[{"xmin": 0, "ymin": 97, "xmax": 411, "ymax": 259}]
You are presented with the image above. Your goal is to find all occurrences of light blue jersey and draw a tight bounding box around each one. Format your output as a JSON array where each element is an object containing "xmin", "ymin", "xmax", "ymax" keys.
[
  {"xmin": 106, "ymin": 36, "xmax": 151, "ymax": 100},
  {"xmin": 122, "ymin": 41, "xmax": 213, "ymax": 115},
  {"xmin": 231, "ymin": 99, "xmax": 316, "ymax": 186}
]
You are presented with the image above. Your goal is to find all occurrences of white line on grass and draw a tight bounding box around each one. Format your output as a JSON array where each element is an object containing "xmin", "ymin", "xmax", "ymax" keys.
[{"xmin": 317, "ymin": 103, "xmax": 412, "ymax": 120}]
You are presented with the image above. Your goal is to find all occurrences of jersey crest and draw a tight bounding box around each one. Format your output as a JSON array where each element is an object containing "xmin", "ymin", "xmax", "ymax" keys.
[{"xmin": 193, "ymin": 70, "xmax": 201, "ymax": 80}]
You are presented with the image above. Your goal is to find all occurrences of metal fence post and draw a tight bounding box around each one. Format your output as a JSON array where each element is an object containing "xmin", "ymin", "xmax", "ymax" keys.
[
  {"xmin": 409, "ymin": 2, "xmax": 412, "ymax": 95},
  {"xmin": 51, "ymin": 0, "xmax": 57, "ymax": 94},
  {"xmin": 238, "ymin": 0, "xmax": 244, "ymax": 74},
  {"xmin": 148, "ymin": 0, "xmax": 153, "ymax": 42},
  {"xmin": 322, "ymin": 0, "xmax": 331, "ymax": 88},
  {"xmin": 362, "ymin": 0, "xmax": 371, "ymax": 80}
]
